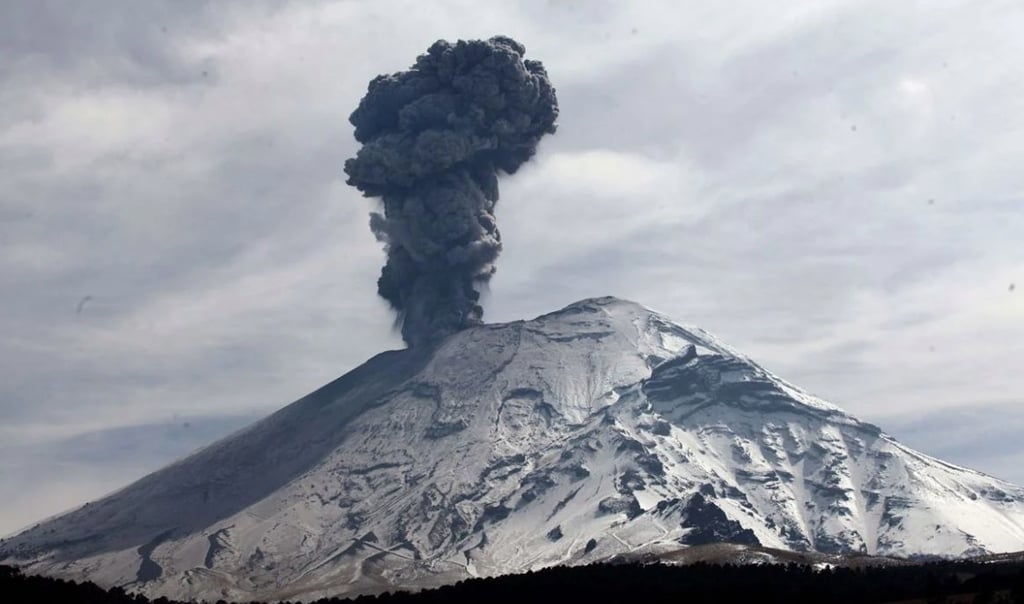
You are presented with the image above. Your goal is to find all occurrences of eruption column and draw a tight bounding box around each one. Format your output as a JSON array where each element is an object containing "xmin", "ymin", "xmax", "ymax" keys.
[{"xmin": 344, "ymin": 36, "xmax": 558, "ymax": 347}]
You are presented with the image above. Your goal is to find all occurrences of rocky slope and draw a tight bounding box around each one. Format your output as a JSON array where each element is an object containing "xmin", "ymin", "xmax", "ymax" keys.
[{"xmin": 3, "ymin": 297, "xmax": 1023, "ymax": 601}]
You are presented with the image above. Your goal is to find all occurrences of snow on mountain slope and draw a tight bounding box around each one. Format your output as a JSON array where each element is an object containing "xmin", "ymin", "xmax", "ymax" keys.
[{"xmin": 3, "ymin": 296, "xmax": 1023, "ymax": 601}]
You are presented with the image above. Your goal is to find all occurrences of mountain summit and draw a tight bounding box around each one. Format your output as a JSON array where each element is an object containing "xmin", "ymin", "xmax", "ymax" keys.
[{"xmin": 3, "ymin": 297, "xmax": 1023, "ymax": 601}]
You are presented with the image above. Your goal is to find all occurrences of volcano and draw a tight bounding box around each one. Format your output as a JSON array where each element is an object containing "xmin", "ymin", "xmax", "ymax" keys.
[{"xmin": 3, "ymin": 297, "xmax": 1023, "ymax": 601}]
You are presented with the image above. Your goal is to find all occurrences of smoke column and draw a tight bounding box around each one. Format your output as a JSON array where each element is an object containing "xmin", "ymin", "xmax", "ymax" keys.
[{"xmin": 344, "ymin": 36, "xmax": 558, "ymax": 347}]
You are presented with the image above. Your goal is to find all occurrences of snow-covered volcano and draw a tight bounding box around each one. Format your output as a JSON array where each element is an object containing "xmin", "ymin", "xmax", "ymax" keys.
[{"xmin": 3, "ymin": 297, "xmax": 1024, "ymax": 601}]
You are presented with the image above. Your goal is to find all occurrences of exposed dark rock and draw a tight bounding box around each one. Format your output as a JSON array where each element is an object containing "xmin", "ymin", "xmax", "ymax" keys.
[
  {"xmin": 650, "ymin": 420, "xmax": 672, "ymax": 436},
  {"xmin": 616, "ymin": 470, "xmax": 646, "ymax": 494},
  {"xmin": 679, "ymin": 494, "xmax": 759, "ymax": 546},
  {"xmin": 425, "ymin": 419, "xmax": 469, "ymax": 439},
  {"xmin": 597, "ymin": 496, "xmax": 634, "ymax": 517},
  {"xmin": 473, "ymin": 504, "xmax": 512, "ymax": 532},
  {"xmin": 518, "ymin": 474, "xmax": 557, "ymax": 507},
  {"xmin": 549, "ymin": 486, "xmax": 583, "ymax": 519},
  {"xmin": 481, "ymin": 454, "xmax": 527, "ymax": 481},
  {"xmin": 615, "ymin": 438, "xmax": 645, "ymax": 454},
  {"xmin": 655, "ymin": 498, "xmax": 682, "ymax": 514},
  {"xmin": 504, "ymin": 387, "xmax": 543, "ymax": 401},
  {"xmin": 559, "ymin": 463, "xmax": 590, "ymax": 482},
  {"xmin": 203, "ymin": 528, "xmax": 232, "ymax": 569},
  {"xmin": 136, "ymin": 529, "xmax": 175, "ymax": 583},
  {"xmin": 636, "ymin": 453, "xmax": 665, "ymax": 476}
]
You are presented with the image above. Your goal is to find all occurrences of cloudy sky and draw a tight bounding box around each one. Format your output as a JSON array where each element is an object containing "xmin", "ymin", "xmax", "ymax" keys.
[{"xmin": 2, "ymin": 0, "xmax": 1022, "ymax": 536}]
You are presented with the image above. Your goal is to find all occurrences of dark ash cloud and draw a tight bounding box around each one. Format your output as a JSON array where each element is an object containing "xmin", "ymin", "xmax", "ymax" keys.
[{"xmin": 344, "ymin": 35, "xmax": 558, "ymax": 346}]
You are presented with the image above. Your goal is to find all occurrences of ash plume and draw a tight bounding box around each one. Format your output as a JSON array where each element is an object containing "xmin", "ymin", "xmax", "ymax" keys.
[{"xmin": 344, "ymin": 36, "xmax": 558, "ymax": 347}]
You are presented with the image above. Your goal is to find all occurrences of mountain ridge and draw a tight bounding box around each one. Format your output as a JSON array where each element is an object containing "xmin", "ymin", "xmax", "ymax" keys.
[{"xmin": 3, "ymin": 296, "xmax": 1023, "ymax": 601}]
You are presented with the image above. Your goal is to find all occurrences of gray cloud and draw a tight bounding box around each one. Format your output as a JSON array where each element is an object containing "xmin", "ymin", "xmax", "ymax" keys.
[
  {"xmin": 0, "ymin": 1, "xmax": 229, "ymax": 91},
  {"xmin": 883, "ymin": 403, "xmax": 1024, "ymax": 485},
  {"xmin": 0, "ymin": 412, "xmax": 258, "ymax": 537}
]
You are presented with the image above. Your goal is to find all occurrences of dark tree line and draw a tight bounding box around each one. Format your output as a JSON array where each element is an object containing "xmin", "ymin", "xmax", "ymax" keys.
[{"xmin": 3, "ymin": 559, "xmax": 1024, "ymax": 603}]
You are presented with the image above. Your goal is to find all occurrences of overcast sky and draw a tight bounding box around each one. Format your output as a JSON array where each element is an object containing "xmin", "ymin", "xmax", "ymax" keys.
[{"xmin": 1, "ymin": 0, "xmax": 1022, "ymax": 536}]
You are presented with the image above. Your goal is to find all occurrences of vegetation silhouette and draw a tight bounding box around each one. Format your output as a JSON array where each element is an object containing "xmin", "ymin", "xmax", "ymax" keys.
[{"xmin": 4, "ymin": 556, "xmax": 1024, "ymax": 603}]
